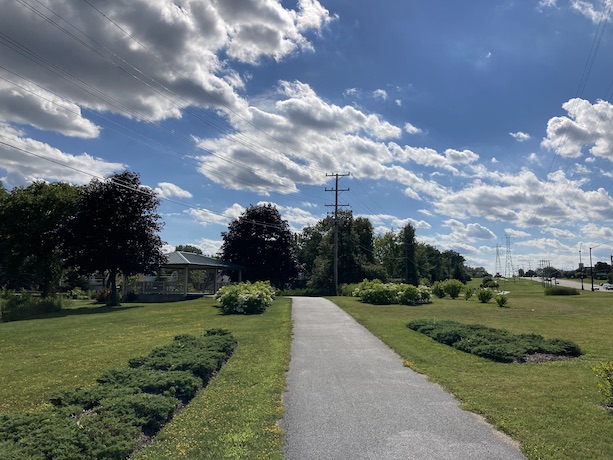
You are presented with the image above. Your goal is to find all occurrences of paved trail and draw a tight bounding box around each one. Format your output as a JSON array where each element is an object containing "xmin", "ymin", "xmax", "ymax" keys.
[{"xmin": 282, "ymin": 297, "xmax": 526, "ymax": 460}]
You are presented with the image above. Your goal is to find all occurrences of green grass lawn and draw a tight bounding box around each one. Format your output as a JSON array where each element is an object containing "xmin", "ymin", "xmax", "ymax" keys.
[
  {"xmin": 0, "ymin": 296, "xmax": 291, "ymax": 459},
  {"xmin": 331, "ymin": 279, "xmax": 613, "ymax": 460}
]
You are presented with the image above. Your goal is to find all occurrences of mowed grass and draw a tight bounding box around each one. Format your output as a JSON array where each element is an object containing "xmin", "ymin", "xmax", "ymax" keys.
[
  {"xmin": 331, "ymin": 279, "xmax": 613, "ymax": 460},
  {"xmin": 0, "ymin": 296, "xmax": 291, "ymax": 459}
]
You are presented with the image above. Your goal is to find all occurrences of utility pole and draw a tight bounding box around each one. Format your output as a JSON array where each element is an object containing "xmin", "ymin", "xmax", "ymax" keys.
[{"xmin": 325, "ymin": 173, "xmax": 349, "ymax": 295}]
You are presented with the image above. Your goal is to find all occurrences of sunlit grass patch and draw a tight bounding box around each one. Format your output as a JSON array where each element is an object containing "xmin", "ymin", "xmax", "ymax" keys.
[{"xmin": 0, "ymin": 296, "xmax": 291, "ymax": 459}]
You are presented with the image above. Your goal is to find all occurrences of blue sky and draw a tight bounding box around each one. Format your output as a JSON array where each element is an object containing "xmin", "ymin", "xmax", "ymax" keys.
[{"xmin": 2, "ymin": 0, "xmax": 613, "ymax": 274}]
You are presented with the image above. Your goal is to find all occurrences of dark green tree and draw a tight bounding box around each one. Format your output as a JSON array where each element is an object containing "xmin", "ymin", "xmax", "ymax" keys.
[
  {"xmin": 0, "ymin": 181, "xmax": 80, "ymax": 296},
  {"xmin": 415, "ymin": 243, "xmax": 443, "ymax": 283},
  {"xmin": 65, "ymin": 171, "xmax": 166, "ymax": 305},
  {"xmin": 175, "ymin": 244, "xmax": 203, "ymax": 254},
  {"xmin": 374, "ymin": 231, "xmax": 403, "ymax": 279},
  {"xmin": 442, "ymin": 250, "xmax": 469, "ymax": 282},
  {"xmin": 400, "ymin": 223, "xmax": 419, "ymax": 285},
  {"xmin": 220, "ymin": 204, "xmax": 298, "ymax": 287},
  {"xmin": 296, "ymin": 222, "xmax": 326, "ymax": 282},
  {"xmin": 304, "ymin": 212, "xmax": 385, "ymax": 293}
]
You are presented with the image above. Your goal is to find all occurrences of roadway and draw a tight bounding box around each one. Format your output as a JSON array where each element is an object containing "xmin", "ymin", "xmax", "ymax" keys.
[{"xmin": 521, "ymin": 277, "xmax": 612, "ymax": 292}]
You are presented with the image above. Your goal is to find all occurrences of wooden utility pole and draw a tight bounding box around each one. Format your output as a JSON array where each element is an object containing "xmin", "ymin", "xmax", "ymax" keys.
[{"xmin": 325, "ymin": 173, "xmax": 349, "ymax": 295}]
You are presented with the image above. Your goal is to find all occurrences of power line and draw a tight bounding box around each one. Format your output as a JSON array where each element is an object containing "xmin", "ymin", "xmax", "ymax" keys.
[{"xmin": 0, "ymin": 136, "xmax": 294, "ymax": 232}]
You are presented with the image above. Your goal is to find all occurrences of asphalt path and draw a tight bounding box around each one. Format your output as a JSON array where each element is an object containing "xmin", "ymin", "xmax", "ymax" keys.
[{"xmin": 282, "ymin": 297, "xmax": 526, "ymax": 460}]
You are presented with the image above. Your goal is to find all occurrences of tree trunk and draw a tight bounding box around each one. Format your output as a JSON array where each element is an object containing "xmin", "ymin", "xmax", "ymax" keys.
[{"xmin": 109, "ymin": 269, "xmax": 119, "ymax": 306}]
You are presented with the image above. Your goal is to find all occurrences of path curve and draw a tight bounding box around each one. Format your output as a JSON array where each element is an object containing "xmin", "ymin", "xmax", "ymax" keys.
[{"xmin": 282, "ymin": 297, "xmax": 526, "ymax": 460}]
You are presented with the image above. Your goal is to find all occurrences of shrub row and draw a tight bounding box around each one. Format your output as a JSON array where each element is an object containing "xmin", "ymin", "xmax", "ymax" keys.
[
  {"xmin": 544, "ymin": 286, "xmax": 580, "ymax": 296},
  {"xmin": 407, "ymin": 319, "xmax": 582, "ymax": 363},
  {"xmin": 0, "ymin": 289, "xmax": 64, "ymax": 322},
  {"xmin": 215, "ymin": 281, "xmax": 275, "ymax": 314},
  {"xmin": 0, "ymin": 329, "xmax": 237, "ymax": 459},
  {"xmin": 352, "ymin": 279, "xmax": 431, "ymax": 305}
]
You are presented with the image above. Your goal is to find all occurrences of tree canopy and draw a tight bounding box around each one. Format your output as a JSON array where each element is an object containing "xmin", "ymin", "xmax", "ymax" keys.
[
  {"xmin": 297, "ymin": 211, "xmax": 385, "ymax": 293},
  {"xmin": 175, "ymin": 244, "xmax": 203, "ymax": 254},
  {"xmin": 220, "ymin": 204, "xmax": 298, "ymax": 287},
  {"xmin": 65, "ymin": 171, "xmax": 166, "ymax": 305},
  {"xmin": 0, "ymin": 181, "xmax": 80, "ymax": 296}
]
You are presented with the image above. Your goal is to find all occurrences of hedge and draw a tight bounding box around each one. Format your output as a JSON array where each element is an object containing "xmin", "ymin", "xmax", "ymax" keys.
[
  {"xmin": 408, "ymin": 319, "xmax": 581, "ymax": 363},
  {"xmin": 0, "ymin": 329, "xmax": 236, "ymax": 459}
]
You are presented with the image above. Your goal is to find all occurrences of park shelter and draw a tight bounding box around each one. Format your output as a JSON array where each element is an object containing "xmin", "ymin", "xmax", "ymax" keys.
[{"xmin": 125, "ymin": 251, "xmax": 246, "ymax": 301}]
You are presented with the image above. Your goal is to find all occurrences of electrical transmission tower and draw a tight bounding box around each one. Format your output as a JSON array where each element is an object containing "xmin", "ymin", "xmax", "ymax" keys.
[
  {"xmin": 494, "ymin": 244, "xmax": 502, "ymax": 277},
  {"xmin": 325, "ymin": 173, "xmax": 349, "ymax": 294},
  {"xmin": 504, "ymin": 235, "xmax": 515, "ymax": 279}
]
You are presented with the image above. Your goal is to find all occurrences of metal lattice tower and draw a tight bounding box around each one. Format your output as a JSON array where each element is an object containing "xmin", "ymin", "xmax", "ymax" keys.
[
  {"xmin": 494, "ymin": 244, "xmax": 502, "ymax": 277},
  {"xmin": 504, "ymin": 235, "xmax": 515, "ymax": 279}
]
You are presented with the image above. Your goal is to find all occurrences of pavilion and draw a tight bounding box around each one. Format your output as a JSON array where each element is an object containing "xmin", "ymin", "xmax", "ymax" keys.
[{"xmin": 125, "ymin": 251, "xmax": 246, "ymax": 301}]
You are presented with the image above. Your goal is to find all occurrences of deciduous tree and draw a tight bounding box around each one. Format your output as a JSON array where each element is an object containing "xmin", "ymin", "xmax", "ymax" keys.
[
  {"xmin": 0, "ymin": 181, "xmax": 80, "ymax": 296},
  {"xmin": 65, "ymin": 171, "xmax": 166, "ymax": 305},
  {"xmin": 220, "ymin": 204, "xmax": 298, "ymax": 288}
]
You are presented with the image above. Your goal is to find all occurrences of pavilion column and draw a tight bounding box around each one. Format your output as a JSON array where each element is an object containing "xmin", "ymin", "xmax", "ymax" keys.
[
  {"xmin": 213, "ymin": 269, "xmax": 219, "ymax": 293},
  {"xmin": 183, "ymin": 267, "xmax": 189, "ymax": 296}
]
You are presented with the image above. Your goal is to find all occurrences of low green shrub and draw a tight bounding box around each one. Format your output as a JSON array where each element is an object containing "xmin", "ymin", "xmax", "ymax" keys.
[
  {"xmin": 96, "ymin": 392, "xmax": 178, "ymax": 434},
  {"xmin": 476, "ymin": 288, "xmax": 494, "ymax": 303},
  {"xmin": 0, "ymin": 290, "xmax": 64, "ymax": 322},
  {"xmin": 0, "ymin": 329, "xmax": 236, "ymax": 459},
  {"xmin": 339, "ymin": 283, "xmax": 360, "ymax": 297},
  {"xmin": 215, "ymin": 281, "xmax": 275, "ymax": 314},
  {"xmin": 418, "ymin": 285, "xmax": 431, "ymax": 303},
  {"xmin": 464, "ymin": 287, "xmax": 474, "ymax": 301},
  {"xmin": 69, "ymin": 287, "xmax": 90, "ymax": 300},
  {"xmin": 352, "ymin": 279, "xmax": 400, "ymax": 304},
  {"xmin": 544, "ymin": 286, "xmax": 580, "ymax": 296},
  {"xmin": 407, "ymin": 319, "xmax": 582, "ymax": 363},
  {"xmin": 431, "ymin": 281, "xmax": 446, "ymax": 298},
  {"xmin": 279, "ymin": 287, "xmax": 327, "ymax": 296},
  {"xmin": 443, "ymin": 279, "xmax": 464, "ymax": 299},
  {"xmin": 480, "ymin": 276, "xmax": 499, "ymax": 289},
  {"xmin": 398, "ymin": 284, "xmax": 420, "ymax": 305},
  {"xmin": 129, "ymin": 331, "xmax": 237, "ymax": 384},
  {"xmin": 593, "ymin": 361, "xmax": 613, "ymax": 407},
  {"xmin": 495, "ymin": 294, "xmax": 509, "ymax": 307},
  {"xmin": 97, "ymin": 368, "xmax": 201, "ymax": 402},
  {"xmin": 353, "ymin": 279, "xmax": 431, "ymax": 306}
]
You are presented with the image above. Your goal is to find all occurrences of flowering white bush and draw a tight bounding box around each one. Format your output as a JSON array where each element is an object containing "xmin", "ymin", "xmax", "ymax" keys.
[
  {"xmin": 353, "ymin": 279, "xmax": 431, "ymax": 306},
  {"xmin": 215, "ymin": 281, "xmax": 275, "ymax": 314}
]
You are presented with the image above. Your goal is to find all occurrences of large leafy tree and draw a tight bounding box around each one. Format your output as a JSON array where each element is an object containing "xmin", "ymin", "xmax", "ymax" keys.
[
  {"xmin": 0, "ymin": 181, "xmax": 80, "ymax": 296},
  {"xmin": 65, "ymin": 171, "xmax": 166, "ymax": 305},
  {"xmin": 220, "ymin": 204, "xmax": 298, "ymax": 287},
  {"xmin": 374, "ymin": 231, "xmax": 403, "ymax": 280},
  {"xmin": 301, "ymin": 212, "xmax": 385, "ymax": 293}
]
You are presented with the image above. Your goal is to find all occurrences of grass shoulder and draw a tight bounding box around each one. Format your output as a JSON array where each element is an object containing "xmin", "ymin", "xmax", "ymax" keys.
[
  {"xmin": 0, "ymin": 296, "xmax": 292, "ymax": 460},
  {"xmin": 330, "ymin": 281, "xmax": 613, "ymax": 459}
]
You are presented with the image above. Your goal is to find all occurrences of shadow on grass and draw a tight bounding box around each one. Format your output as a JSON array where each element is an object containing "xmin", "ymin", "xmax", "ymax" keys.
[
  {"xmin": 3, "ymin": 305, "xmax": 146, "ymax": 322},
  {"xmin": 51, "ymin": 304, "xmax": 145, "ymax": 317}
]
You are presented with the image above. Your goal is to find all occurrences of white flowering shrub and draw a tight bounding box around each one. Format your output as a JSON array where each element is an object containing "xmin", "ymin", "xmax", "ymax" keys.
[
  {"xmin": 215, "ymin": 281, "xmax": 275, "ymax": 315},
  {"xmin": 353, "ymin": 279, "xmax": 431, "ymax": 306},
  {"xmin": 418, "ymin": 285, "xmax": 431, "ymax": 303}
]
